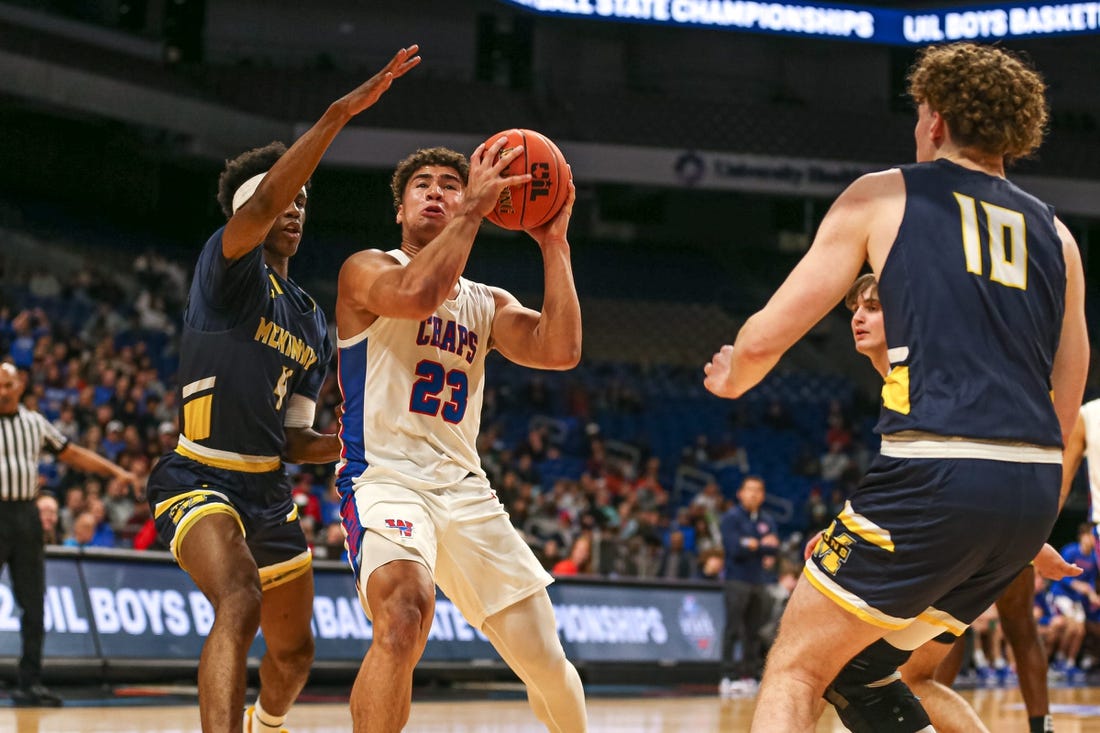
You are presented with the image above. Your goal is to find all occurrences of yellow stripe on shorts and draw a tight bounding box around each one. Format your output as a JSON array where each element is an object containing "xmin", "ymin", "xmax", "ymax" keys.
[{"xmin": 837, "ymin": 500, "xmax": 895, "ymax": 552}]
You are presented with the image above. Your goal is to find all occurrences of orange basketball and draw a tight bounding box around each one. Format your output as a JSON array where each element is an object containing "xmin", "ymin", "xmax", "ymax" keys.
[{"xmin": 482, "ymin": 128, "xmax": 570, "ymax": 231}]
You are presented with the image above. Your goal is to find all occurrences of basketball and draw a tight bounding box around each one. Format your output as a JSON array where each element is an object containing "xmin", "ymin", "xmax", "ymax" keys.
[{"xmin": 482, "ymin": 128, "xmax": 570, "ymax": 231}]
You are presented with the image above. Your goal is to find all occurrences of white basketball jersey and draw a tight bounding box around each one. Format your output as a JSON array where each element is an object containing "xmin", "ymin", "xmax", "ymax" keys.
[
  {"xmin": 337, "ymin": 249, "xmax": 494, "ymax": 490},
  {"xmin": 1082, "ymin": 400, "xmax": 1100, "ymax": 523}
]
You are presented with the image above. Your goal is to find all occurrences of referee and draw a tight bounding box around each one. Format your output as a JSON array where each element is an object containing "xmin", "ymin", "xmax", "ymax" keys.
[{"xmin": 0, "ymin": 362, "xmax": 136, "ymax": 706}]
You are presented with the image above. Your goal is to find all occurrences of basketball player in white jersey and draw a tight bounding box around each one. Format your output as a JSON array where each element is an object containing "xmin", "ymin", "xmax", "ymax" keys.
[
  {"xmin": 1062, "ymin": 400, "xmax": 1100, "ymax": 560},
  {"xmin": 333, "ymin": 142, "xmax": 586, "ymax": 733}
]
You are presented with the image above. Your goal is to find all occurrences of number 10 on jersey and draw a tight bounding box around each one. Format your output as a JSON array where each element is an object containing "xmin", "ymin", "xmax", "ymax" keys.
[{"xmin": 954, "ymin": 192, "xmax": 1028, "ymax": 290}]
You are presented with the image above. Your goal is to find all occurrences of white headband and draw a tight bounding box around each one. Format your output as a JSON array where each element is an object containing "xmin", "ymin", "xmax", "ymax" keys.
[
  {"xmin": 232, "ymin": 172, "xmax": 267, "ymax": 214},
  {"xmin": 231, "ymin": 171, "xmax": 307, "ymax": 214}
]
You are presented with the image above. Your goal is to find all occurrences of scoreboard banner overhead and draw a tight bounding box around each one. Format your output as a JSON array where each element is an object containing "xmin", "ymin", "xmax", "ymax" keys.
[{"xmin": 500, "ymin": 1, "xmax": 1100, "ymax": 45}]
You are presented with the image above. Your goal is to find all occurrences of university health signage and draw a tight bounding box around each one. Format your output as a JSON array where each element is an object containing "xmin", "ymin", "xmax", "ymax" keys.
[
  {"xmin": 499, "ymin": 1, "xmax": 1100, "ymax": 45},
  {"xmin": 0, "ymin": 552, "xmax": 722, "ymax": 671}
]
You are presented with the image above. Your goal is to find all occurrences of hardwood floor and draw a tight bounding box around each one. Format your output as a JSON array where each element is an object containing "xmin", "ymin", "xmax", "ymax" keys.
[{"xmin": 6, "ymin": 685, "xmax": 1100, "ymax": 731}]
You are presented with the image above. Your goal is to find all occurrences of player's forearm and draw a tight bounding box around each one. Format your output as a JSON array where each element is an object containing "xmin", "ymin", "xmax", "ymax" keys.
[
  {"xmin": 398, "ymin": 214, "xmax": 484, "ymax": 316},
  {"xmin": 722, "ymin": 317, "xmax": 784, "ymax": 398},
  {"xmin": 251, "ymin": 105, "xmax": 350, "ymax": 220},
  {"xmin": 1059, "ymin": 415, "xmax": 1086, "ymax": 512},
  {"xmin": 531, "ymin": 244, "xmax": 582, "ymax": 369},
  {"xmin": 61, "ymin": 444, "xmax": 125, "ymax": 478},
  {"xmin": 284, "ymin": 429, "xmax": 341, "ymax": 464},
  {"xmin": 222, "ymin": 105, "xmax": 354, "ymax": 261}
]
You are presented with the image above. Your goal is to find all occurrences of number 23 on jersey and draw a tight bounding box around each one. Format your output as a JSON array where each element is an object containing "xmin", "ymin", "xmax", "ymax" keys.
[{"xmin": 409, "ymin": 359, "xmax": 469, "ymax": 423}]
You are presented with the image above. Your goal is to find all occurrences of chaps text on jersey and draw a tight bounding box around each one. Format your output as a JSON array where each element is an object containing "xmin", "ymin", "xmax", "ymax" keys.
[{"xmin": 416, "ymin": 316, "xmax": 479, "ymax": 364}]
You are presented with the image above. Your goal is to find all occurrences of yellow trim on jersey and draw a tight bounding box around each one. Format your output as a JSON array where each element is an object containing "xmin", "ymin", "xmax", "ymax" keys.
[
  {"xmin": 175, "ymin": 436, "xmax": 282, "ymax": 473},
  {"xmin": 182, "ymin": 394, "xmax": 213, "ymax": 441},
  {"xmin": 268, "ymin": 273, "xmax": 284, "ymax": 296},
  {"xmin": 258, "ymin": 550, "xmax": 312, "ymax": 590},
  {"xmin": 882, "ymin": 365, "xmax": 910, "ymax": 415},
  {"xmin": 837, "ymin": 501, "xmax": 895, "ymax": 552},
  {"xmin": 803, "ymin": 565, "xmax": 909, "ymax": 631}
]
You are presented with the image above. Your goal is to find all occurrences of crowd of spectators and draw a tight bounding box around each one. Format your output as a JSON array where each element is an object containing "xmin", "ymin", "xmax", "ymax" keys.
[{"xmin": 1, "ymin": 232, "xmax": 880, "ymax": 595}]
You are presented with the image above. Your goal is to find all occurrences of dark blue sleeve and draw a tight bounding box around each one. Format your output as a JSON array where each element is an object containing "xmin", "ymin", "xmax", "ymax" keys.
[
  {"xmin": 186, "ymin": 227, "xmax": 268, "ymax": 331},
  {"xmin": 294, "ymin": 315, "xmax": 333, "ymax": 402},
  {"xmin": 719, "ymin": 510, "xmax": 750, "ymax": 561}
]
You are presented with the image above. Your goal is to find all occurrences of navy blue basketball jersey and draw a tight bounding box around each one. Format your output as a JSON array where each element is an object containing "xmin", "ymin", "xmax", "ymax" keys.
[
  {"xmin": 175, "ymin": 227, "xmax": 332, "ymax": 470},
  {"xmin": 876, "ymin": 160, "xmax": 1064, "ymax": 446}
]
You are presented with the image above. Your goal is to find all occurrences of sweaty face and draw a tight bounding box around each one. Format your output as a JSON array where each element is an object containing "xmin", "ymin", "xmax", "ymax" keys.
[
  {"xmin": 397, "ymin": 166, "xmax": 465, "ymax": 240},
  {"xmin": 850, "ymin": 287, "xmax": 885, "ymax": 358},
  {"xmin": 263, "ymin": 190, "xmax": 307, "ymax": 258}
]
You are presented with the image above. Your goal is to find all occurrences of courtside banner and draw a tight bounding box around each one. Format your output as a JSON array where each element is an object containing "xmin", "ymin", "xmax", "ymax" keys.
[
  {"xmin": 0, "ymin": 552, "xmax": 723, "ymax": 667},
  {"xmin": 500, "ymin": 1, "xmax": 1100, "ymax": 45},
  {"xmin": 0, "ymin": 559, "xmax": 97, "ymax": 660}
]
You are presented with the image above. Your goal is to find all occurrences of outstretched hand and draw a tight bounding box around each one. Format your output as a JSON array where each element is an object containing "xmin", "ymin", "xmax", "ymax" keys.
[
  {"xmin": 340, "ymin": 45, "xmax": 422, "ymax": 118},
  {"xmin": 463, "ymin": 136, "xmax": 533, "ymax": 219},
  {"xmin": 703, "ymin": 345, "xmax": 737, "ymax": 399},
  {"xmin": 526, "ymin": 168, "xmax": 575, "ymax": 248}
]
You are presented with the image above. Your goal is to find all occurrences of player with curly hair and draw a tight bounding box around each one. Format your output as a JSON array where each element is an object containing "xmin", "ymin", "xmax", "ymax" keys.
[{"xmin": 704, "ymin": 42, "xmax": 1089, "ymax": 732}]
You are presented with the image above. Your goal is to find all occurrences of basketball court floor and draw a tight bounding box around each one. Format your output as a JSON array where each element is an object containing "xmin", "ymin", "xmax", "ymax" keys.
[{"xmin": 7, "ymin": 684, "xmax": 1100, "ymax": 732}]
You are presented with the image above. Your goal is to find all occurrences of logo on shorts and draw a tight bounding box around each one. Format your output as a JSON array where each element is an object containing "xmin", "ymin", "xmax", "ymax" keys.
[
  {"xmin": 813, "ymin": 520, "xmax": 856, "ymax": 576},
  {"xmin": 385, "ymin": 518, "xmax": 414, "ymax": 538},
  {"xmin": 168, "ymin": 492, "xmax": 213, "ymax": 525}
]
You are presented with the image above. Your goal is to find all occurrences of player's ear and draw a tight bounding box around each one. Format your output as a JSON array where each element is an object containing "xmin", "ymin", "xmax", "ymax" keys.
[
  {"xmin": 929, "ymin": 109, "xmax": 947, "ymax": 146},
  {"xmin": 395, "ymin": 204, "xmax": 405, "ymax": 226}
]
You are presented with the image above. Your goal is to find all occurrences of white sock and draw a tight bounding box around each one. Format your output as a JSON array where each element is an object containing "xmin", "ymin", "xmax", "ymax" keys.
[{"xmin": 252, "ymin": 699, "xmax": 286, "ymax": 733}]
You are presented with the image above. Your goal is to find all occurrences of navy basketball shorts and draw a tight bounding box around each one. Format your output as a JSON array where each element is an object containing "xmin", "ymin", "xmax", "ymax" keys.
[
  {"xmin": 806, "ymin": 451, "xmax": 1060, "ymax": 638},
  {"xmin": 147, "ymin": 451, "xmax": 311, "ymax": 590}
]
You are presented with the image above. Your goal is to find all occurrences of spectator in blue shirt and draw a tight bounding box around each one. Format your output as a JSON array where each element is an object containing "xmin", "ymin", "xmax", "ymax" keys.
[{"xmin": 718, "ymin": 475, "xmax": 779, "ymax": 696}]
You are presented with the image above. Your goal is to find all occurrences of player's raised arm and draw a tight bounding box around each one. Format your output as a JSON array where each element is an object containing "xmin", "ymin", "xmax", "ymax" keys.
[
  {"xmin": 223, "ymin": 45, "xmax": 421, "ymax": 260},
  {"xmin": 489, "ymin": 179, "xmax": 581, "ymax": 370},
  {"xmin": 704, "ymin": 170, "xmax": 893, "ymax": 399}
]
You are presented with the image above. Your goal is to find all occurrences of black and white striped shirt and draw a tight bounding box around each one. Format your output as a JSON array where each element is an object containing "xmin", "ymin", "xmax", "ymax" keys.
[{"xmin": 0, "ymin": 406, "xmax": 69, "ymax": 501}]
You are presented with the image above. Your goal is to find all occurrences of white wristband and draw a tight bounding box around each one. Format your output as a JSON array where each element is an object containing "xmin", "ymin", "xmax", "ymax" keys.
[{"xmin": 284, "ymin": 395, "xmax": 317, "ymax": 428}]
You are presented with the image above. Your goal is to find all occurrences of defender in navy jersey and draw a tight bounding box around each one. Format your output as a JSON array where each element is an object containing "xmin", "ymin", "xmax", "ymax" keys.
[
  {"xmin": 335, "ymin": 144, "xmax": 587, "ymax": 731},
  {"xmin": 145, "ymin": 46, "xmax": 420, "ymax": 733},
  {"xmin": 704, "ymin": 43, "xmax": 1088, "ymax": 733},
  {"xmin": 841, "ymin": 275, "xmax": 1075, "ymax": 733}
]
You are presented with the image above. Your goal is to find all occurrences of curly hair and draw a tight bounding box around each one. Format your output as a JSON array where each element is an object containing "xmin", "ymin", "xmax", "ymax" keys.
[
  {"xmin": 216, "ymin": 142, "xmax": 311, "ymax": 219},
  {"xmin": 390, "ymin": 147, "xmax": 470, "ymax": 212},
  {"xmin": 906, "ymin": 43, "xmax": 1048, "ymax": 163}
]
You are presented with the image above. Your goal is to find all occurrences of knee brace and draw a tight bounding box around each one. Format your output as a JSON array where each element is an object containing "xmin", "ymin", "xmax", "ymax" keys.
[{"xmin": 824, "ymin": 640, "xmax": 931, "ymax": 733}]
